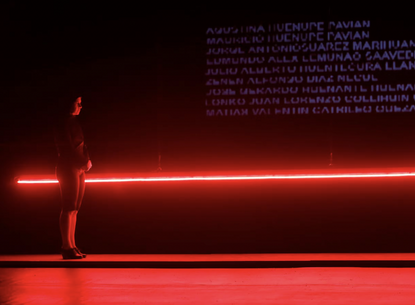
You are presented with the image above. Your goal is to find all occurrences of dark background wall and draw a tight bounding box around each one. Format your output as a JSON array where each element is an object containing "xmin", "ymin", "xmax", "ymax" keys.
[
  {"xmin": 3, "ymin": 176, "xmax": 415, "ymax": 254},
  {"xmin": 2, "ymin": 4, "xmax": 415, "ymax": 254},
  {"xmin": 3, "ymin": 4, "xmax": 415, "ymax": 178}
]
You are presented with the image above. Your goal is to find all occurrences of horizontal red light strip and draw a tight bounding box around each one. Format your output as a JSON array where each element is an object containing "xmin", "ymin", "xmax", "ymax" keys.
[{"xmin": 16, "ymin": 171, "xmax": 415, "ymax": 184}]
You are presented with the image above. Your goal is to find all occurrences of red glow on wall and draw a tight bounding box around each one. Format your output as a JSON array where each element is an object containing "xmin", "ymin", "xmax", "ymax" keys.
[{"xmin": 15, "ymin": 168, "xmax": 415, "ymax": 184}]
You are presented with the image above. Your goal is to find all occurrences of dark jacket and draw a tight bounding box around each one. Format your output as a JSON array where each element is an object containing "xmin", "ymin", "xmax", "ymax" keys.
[{"xmin": 54, "ymin": 115, "xmax": 89, "ymax": 169}]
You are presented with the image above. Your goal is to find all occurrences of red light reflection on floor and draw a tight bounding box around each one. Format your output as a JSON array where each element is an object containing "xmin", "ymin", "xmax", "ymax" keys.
[{"xmin": 3, "ymin": 267, "xmax": 415, "ymax": 304}]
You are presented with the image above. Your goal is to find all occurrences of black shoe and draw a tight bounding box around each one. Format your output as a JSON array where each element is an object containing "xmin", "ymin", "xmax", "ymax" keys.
[
  {"xmin": 61, "ymin": 248, "xmax": 83, "ymax": 259},
  {"xmin": 75, "ymin": 247, "xmax": 87, "ymax": 258}
]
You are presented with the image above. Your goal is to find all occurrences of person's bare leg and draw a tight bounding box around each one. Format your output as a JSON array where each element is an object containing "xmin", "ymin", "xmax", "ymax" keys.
[
  {"xmin": 69, "ymin": 211, "xmax": 78, "ymax": 249},
  {"xmin": 60, "ymin": 210, "xmax": 82, "ymax": 259},
  {"xmin": 60, "ymin": 211, "xmax": 72, "ymax": 249},
  {"xmin": 73, "ymin": 171, "xmax": 85, "ymax": 255}
]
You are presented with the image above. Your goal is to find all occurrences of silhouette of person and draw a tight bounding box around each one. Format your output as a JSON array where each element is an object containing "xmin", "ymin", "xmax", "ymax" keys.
[{"xmin": 54, "ymin": 96, "xmax": 92, "ymax": 259}]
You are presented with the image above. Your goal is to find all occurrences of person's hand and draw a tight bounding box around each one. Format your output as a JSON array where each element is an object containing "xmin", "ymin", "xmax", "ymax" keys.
[
  {"xmin": 86, "ymin": 160, "xmax": 92, "ymax": 171},
  {"xmin": 83, "ymin": 160, "xmax": 92, "ymax": 172}
]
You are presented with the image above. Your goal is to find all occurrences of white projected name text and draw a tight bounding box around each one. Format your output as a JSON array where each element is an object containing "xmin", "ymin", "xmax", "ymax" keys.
[{"xmin": 205, "ymin": 19, "xmax": 415, "ymax": 116}]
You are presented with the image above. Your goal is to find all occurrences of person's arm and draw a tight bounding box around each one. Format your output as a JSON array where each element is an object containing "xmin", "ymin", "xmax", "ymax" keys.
[
  {"xmin": 56, "ymin": 119, "xmax": 90, "ymax": 168},
  {"xmin": 82, "ymin": 144, "xmax": 92, "ymax": 171}
]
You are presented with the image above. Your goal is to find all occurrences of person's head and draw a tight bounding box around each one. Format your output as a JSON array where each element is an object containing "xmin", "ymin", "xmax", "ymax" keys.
[
  {"xmin": 53, "ymin": 93, "xmax": 83, "ymax": 118},
  {"xmin": 70, "ymin": 97, "xmax": 82, "ymax": 116}
]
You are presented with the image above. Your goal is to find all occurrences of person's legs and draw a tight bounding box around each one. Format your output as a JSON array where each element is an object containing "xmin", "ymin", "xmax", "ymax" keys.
[
  {"xmin": 60, "ymin": 210, "xmax": 79, "ymax": 248},
  {"xmin": 71, "ymin": 171, "xmax": 85, "ymax": 250},
  {"xmin": 76, "ymin": 171, "xmax": 86, "ymax": 210},
  {"xmin": 59, "ymin": 210, "xmax": 72, "ymax": 249},
  {"xmin": 57, "ymin": 167, "xmax": 79, "ymax": 250},
  {"xmin": 69, "ymin": 211, "xmax": 78, "ymax": 249}
]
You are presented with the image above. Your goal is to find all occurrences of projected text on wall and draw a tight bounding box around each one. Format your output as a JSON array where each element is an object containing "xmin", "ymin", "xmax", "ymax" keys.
[{"xmin": 205, "ymin": 20, "xmax": 415, "ymax": 116}]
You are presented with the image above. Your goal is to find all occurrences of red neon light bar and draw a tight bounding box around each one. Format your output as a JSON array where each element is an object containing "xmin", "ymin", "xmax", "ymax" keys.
[{"xmin": 16, "ymin": 168, "xmax": 415, "ymax": 184}]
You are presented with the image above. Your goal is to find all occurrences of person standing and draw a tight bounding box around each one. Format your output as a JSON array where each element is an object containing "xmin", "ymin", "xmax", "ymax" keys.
[{"xmin": 54, "ymin": 96, "xmax": 92, "ymax": 259}]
